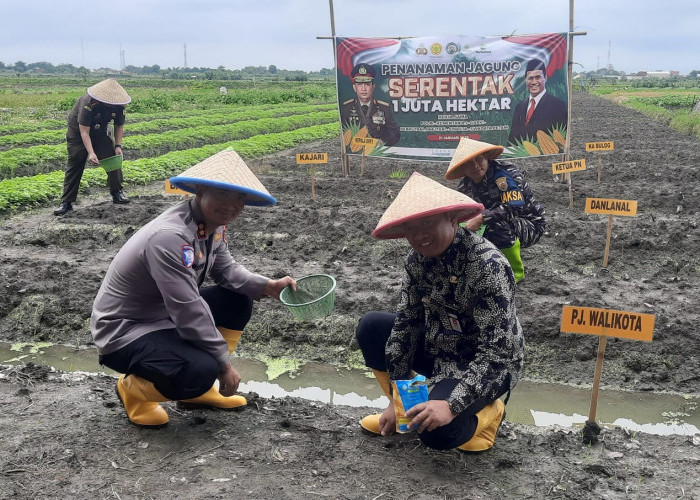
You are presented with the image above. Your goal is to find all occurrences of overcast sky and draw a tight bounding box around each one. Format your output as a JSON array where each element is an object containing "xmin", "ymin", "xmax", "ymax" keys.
[{"xmin": 2, "ymin": 0, "xmax": 697, "ymax": 74}]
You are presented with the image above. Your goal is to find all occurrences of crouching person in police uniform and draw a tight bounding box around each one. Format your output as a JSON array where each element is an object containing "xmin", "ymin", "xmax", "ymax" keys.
[
  {"xmin": 91, "ymin": 149, "xmax": 296, "ymax": 426},
  {"xmin": 444, "ymin": 137, "xmax": 546, "ymax": 282},
  {"xmin": 340, "ymin": 63, "xmax": 400, "ymax": 147}
]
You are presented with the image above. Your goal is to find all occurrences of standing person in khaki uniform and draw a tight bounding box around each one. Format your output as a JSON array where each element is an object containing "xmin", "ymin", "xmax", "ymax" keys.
[
  {"xmin": 91, "ymin": 149, "xmax": 296, "ymax": 427},
  {"xmin": 54, "ymin": 78, "xmax": 131, "ymax": 216}
]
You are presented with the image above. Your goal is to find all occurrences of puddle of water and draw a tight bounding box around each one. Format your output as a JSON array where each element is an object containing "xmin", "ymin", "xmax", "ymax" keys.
[{"xmin": 2, "ymin": 342, "xmax": 698, "ymax": 436}]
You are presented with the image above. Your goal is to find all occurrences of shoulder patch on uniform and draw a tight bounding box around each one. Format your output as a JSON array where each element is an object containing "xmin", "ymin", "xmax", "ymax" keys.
[
  {"xmin": 343, "ymin": 99, "xmax": 354, "ymax": 105},
  {"xmin": 496, "ymin": 176, "xmax": 509, "ymax": 191},
  {"xmin": 376, "ymin": 100, "xmax": 389, "ymax": 106},
  {"xmin": 181, "ymin": 244, "xmax": 194, "ymax": 268}
]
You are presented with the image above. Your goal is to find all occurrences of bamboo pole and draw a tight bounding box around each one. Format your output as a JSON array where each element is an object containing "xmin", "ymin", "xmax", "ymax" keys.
[
  {"xmin": 602, "ymin": 214, "xmax": 613, "ymax": 267},
  {"xmin": 565, "ymin": 0, "xmax": 575, "ymax": 206},
  {"xmin": 327, "ymin": 0, "xmax": 348, "ymax": 176}
]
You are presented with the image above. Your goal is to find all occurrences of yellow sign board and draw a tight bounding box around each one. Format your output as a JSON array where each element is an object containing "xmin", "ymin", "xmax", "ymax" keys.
[
  {"xmin": 552, "ymin": 159, "xmax": 586, "ymax": 174},
  {"xmin": 561, "ymin": 305, "xmax": 654, "ymax": 342},
  {"xmin": 585, "ymin": 197, "xmax": 638, "ymax": 216},
  {"xmin": 351, "ymin": 136, "xmax": 378, "ymax": 154},
  {"xmin": 165, "ymin": 180, "xmax": 191, "ymax": 196},
  {"xmin": 296, "ymin": 153, "xmax": 328, "ymax": 164},
  {"xmin": 586, "ymin": 141, "xmax": 614, "ymax": 151}
]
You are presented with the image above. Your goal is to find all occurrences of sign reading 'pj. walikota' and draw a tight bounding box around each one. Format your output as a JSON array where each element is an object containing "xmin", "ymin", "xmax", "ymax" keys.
[{"xmin": 560, "ymin": 305, "xmax": 655, "ymax": 342}]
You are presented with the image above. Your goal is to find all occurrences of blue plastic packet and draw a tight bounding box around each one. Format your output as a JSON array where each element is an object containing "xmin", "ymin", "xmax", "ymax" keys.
[{"xmin": 391, "ymin": 374, "xmax": 429, "ymax": 433}]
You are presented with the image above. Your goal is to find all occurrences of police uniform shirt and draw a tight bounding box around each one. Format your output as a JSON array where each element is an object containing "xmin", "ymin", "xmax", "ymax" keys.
[
  {"xmin": 91, "ymin": 199, "xmax": 269, "ymax": 368},
  {"xmin": 340, "ymin": 98, "xmax": 400, "ymax": 147}
]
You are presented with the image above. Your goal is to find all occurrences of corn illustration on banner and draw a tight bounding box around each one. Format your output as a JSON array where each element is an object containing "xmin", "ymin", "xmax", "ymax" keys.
[{"xmin": 335, "ymin": 33, "xmax": 569, "ymax": 161}]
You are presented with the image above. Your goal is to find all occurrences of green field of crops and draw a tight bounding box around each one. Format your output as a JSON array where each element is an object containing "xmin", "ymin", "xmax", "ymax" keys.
[
  {"xmin": 588, "ymin": 84, "xmax": 700, "ymax": 139},
  {"xmin": 0, "ymin": 77, "xmax": 339, "ymax": 212}
]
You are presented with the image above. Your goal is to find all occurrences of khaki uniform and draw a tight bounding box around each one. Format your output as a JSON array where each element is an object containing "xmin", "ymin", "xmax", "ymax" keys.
[
  {"xmin": 91, "ymin": 199, "xmax": 269, "ymax": 369},
  {"xmin": 61, "ymin": 94, "xmax": 126, "ymax": 202}
]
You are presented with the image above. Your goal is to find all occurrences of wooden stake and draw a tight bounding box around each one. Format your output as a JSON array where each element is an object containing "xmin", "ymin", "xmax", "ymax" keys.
[
  {"xmin": 361, "ymin": 149, "xmax": 365, "ymax": 176},
  {"xmin": 588, "ymin": 335, "xmax": 608, "ymax": 422},
  {"xmin": 567, "ymin": 172, "xmax": 573, "ymax": 209},
  {"xmin": 310, "ymin": 166, "xmax": 316, "ymax": 199},
  {"xmin": 597, "ymin": 152, "xmax": 603, "ymax": 184},
  {"xmin": 602, "ymin": 214, "xmax": 613, "ymax": 267}
]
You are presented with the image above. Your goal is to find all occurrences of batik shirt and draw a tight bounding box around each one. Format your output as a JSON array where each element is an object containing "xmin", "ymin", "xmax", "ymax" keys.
[{"xmin": 385, "ymin": 228, "xmax": 524, "ymax": 415}]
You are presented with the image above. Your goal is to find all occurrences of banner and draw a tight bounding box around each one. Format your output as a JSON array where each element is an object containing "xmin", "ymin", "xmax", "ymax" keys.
[{"xmin": 335, "ymin": 33, "xmax": 569, "ymax": 161}]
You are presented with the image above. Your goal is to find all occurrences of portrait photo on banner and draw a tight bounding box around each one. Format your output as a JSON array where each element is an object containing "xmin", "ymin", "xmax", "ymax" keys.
[{"xmin": 335, "ymin": 33, "xmax": 569, "ymax": 162}]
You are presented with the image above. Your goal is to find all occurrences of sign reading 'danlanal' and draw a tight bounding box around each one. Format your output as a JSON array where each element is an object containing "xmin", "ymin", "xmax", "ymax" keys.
[{"xmin": 585, "ymin": 198, "xmax": 637, "ymax": 216}]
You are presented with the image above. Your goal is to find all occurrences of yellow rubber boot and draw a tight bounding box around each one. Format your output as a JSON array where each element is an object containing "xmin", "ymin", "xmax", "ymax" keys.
[
  {"xmin": 360, "ymin": 370, "xmax": 391, "ymax": 435},
  {"xmin": 116, "ymin": 374, "xmax": 169, "ymax": 427},
  {"xmin": 179, "ymin": 385, "xmax": 247, "ymax": 409},
  {"xmin": 178, "ymin": 327, "xmax": 247, "ymax": 409},
  {"xmin": 458, "ymin": 399, "xmax": 505, "ymax": 453},
  {"xmin": 218, "ymin": 327, "xmax": 243, "ymax": 355}
]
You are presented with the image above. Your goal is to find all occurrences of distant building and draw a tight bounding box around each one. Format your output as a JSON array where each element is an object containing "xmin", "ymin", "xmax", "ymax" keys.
[{"xmin": 644, "ymin": 71, "xmax": 679, "ymax": 79}]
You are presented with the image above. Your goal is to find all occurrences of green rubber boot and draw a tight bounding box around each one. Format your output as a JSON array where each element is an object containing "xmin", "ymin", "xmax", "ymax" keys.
[{"xmin": 500, "ymin": 238, "xmax": 524, "ymax": 283}]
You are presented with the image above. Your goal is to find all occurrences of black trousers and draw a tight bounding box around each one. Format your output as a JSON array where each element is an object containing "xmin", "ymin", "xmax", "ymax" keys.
[
  {"xmin": 356, "ymin": 311, "xmax": 509, "ymax": 450},
  {"xmin": 99, "ymin": 286, "xmax": 253, "ymax": 400},
  {"xmin": 61, "ymin": 142, "xmax": 123, "ymax": 203}
]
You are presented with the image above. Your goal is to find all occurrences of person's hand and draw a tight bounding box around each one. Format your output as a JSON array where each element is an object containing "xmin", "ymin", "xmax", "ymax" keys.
[
  {"xmin": 378, "ymin": 400, "xmax": 397, "ymax": 436},
  {"xmin": 263, "ymin": 276, "xmax": 296, "ymax": 300},
  {"xmin": 115, "ymin": 145, "xmax": 123, "ymax": 157},
  {"xmin": 217, "ymin": 363, "xmax": 241, "ymax": 397},
  {"xmin": 88, "ymin": 152, "xmax": 99, "ymax": 166},
  {"xmin": 464, "ymin": 214, "xmax": 484, "ymax": 232},
  {"xmin": 405, "ymin": 400, "xmax": 456, "ymax": 434}
]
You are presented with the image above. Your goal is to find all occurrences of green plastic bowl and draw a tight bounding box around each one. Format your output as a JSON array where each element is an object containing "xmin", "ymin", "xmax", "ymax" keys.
[
  {"xmin": 280, "ymin": 274, "xmax": 336, "ymax": 321},
  {"xmin": 100, "ymin": 155, "xmax": 123, "ymax": 172}
]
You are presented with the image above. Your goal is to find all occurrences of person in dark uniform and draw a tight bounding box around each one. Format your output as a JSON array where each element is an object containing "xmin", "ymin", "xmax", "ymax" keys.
[
  {"xmin": 91, "ymin": 149, "xmax": 296, "ymax": 426},
  {"xmin": 507, "ymin": 59, "xmax": 568, "ymax": 146},
  {"xmin": 340, "ymin": 63, "xmax": 400, "ymax": 147},
  {"xmin": 445, "ymin": 137, "xmax": 546, "ymax": 282},
  {"xmin": 54, "ymin": 78, "xmax": 132, "ymax": 216}
]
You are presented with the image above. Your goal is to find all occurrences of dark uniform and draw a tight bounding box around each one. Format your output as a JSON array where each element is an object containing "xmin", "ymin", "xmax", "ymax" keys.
[
  {"xmin": 341, "ymin": 63, "xmax": 400, "ymax": 147},
  {"xmin": 340, "ymin": 97, "xmax": 400, "ymax": 147},
  {"xmin": 61, "ymin": 94, "xmax": 126, "ymax": 204},
  {"xmin": 457, "ymin": 159, "xmax": 545, "ymax": 249}
]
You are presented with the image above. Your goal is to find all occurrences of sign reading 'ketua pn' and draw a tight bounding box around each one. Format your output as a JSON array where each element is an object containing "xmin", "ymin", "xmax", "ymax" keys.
[
  {"xmin": 552, "ymin": 159, "xmax": 586, "ymax": 174},
  {"xmin": 560, "ymin": 305, "xmax": 655, "ymax": 342}
]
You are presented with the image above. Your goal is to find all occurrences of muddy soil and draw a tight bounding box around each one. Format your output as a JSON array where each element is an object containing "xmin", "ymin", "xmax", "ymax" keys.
[{"xmin": 1, "ymin": 92, "xmax": 699, "ymax": 498}]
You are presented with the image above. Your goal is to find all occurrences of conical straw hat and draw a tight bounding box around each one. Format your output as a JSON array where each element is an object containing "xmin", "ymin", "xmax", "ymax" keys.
[
  {"xmin": 372, "ymin": 172, "xmax": 483, "ymax": 239},
  {"xmin": 86, "ymin": 78, "xmax": 131, "ymax": 105},
  {"xmin": 169, "ymin": 148, "xmax": 276, "ymax": 206},
  {"xmin": 444, "ymin": 137, "xmax": 504, "ymax": 180}
]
